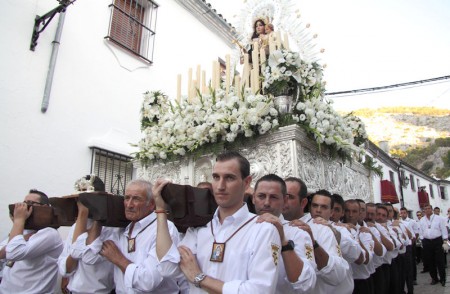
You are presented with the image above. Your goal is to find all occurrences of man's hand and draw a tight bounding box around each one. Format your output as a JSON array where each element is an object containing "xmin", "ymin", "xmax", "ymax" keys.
[
  {"xmin": 152, "ymin": 179, "xmax": 171, "ymax": 210},
  {"xmin": 312, "ymin": 217, "xmax": 328, "ymax": 226},
  {"xmin": 289, "ymin": 219, "xmax": 315, "ymax": 243},
  {"xmin": 101, "ymin": 240, "xmax": 131, "ymax": 273},
  {"xmin": 359, "ymin": 226, "xmax": 371, "ymax": 234},
  {"xmin": 23, "ymin": 232, "xmax": 35, "ymax": 241},
  {"xmin": 13, "ymin": 203, "xmax": 32, "ymax": 223},
  {"xmin": 257, "ymin": 213, "xmax": 285, "ymax": 243},
  {"xmin": 178, "ymin": 245, "xmax": 202, "ymax": 283}
]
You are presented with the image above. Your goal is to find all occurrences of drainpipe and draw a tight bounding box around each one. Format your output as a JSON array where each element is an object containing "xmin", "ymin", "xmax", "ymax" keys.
[
  {"xmin": 397, "ymin": 161, "xmax": 405, "ymax": 207},
  {"xmin": 41, "ymin": 11, "xmax": 66, "ymax": 113}
]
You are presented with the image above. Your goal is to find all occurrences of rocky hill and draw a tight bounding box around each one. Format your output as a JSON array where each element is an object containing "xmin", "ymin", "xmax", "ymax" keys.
[{"xmin": 349, "ymin": 107, "xmax": 450, "ymax": 179}]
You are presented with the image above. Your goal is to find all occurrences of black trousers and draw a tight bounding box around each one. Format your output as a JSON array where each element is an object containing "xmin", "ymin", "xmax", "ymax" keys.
[
  {"xmin": 353, "ymin": 278, "xmax": 370, "ymax": 294},
  {"xmin": 404, "ymin": 245, "xmax": 414, "ymax": 293},
  {"xmin": 372, "ymin": 265, "xmax": 387, "ymax": 294},
  {"xmin": 389, "ymin": 256, "xmax": 400, "ymax": 294},
  {"xmin": 422, "ymin": 237, "xmax": 446, "ymax": 282}
]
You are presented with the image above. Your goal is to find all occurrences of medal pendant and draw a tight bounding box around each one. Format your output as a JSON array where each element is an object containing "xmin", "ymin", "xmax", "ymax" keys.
[
  {"xmin": 128, "ymin": 238, "xmax": 136, "ymax": 253},
  {"xmin": 210, "ymin": 242, "xmax": 225, "ymax": 262},
  {"xmin": 6, "ymin": 260, "xmax": 15, "ymax": 268}
]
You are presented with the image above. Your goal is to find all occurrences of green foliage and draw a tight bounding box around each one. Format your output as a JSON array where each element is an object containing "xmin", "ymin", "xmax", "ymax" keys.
[
  {"xmin": 420, "ymin": 161, "xmax": 434, "ymax": 174},
  {"xmin": 435, "ymin": 137, "xmax": 450, "ymax": 147},
  {"xmin": 390, "ymin": 148, "xmax": 407, "ymax": 158}
]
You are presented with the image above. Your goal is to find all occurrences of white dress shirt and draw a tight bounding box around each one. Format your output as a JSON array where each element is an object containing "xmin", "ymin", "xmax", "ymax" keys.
[
  {"xmin": 300, "ymin": 214, "xmax": 352, "ymax": 294},
  {"xmin": 86, "ymin": 212, "xmax": 181, "ymax": 294},
  {"xmin": 276, "ymin": 214, "xmax": 317, "ymax": 294},
  {"xmin": 158, "ymin": 204, "xmax": 281, "ymax": 294},
  {"xmin": 0, "ymin": 228, "xmax": 63, "ymax": 294},
  {"xmin": 350, "ymin": 226, "xmax": 374, "ymax": 279},
  {"xmin": 419, "ymin": 214, "xmax": 448, "ymax": 240},
  {"xmin": 58, "ymin": 220, "xmax": 119, "ymax": 294}
]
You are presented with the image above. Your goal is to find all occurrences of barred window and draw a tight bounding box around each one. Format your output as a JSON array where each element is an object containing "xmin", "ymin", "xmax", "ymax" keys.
[
  {"xmin": 106, "ymin": 0, "xmax": 158, "ymax": 63},
  {"xmin": 440, "ymin": 186, "xmax": 447, "ymax": 200},
  {"xmin": 429, "ymin": 184, "xmax": 434, "ymax": 198},
  {"xmin": 409, "ymin": 174, "xmax": 416, "ymax": 191},
  {"xmin": 90, "ymin": 147, "xmax": 134, "ymax": 195}
]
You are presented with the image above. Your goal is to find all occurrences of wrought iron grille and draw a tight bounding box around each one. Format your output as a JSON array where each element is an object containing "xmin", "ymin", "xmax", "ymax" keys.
[
  {"xmin": 90, "ymin": 147, "xmax": 134, "ymax": 195},
  {"xmin": 105, "ymin": 0, "xmax": 158, "ymax": 63}
]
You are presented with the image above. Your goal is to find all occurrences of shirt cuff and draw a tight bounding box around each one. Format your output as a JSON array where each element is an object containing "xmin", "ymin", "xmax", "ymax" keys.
[
  {"xmin": 70, "ymin": 232, "xmax": 89, "ymax": 259},
  {"xmin": 222, "ymin": 280, "xmax": 243, "ymax": 294},
  {"xmin": 123, "ymin": 263, "xmax": 137, "ymax": 289}
]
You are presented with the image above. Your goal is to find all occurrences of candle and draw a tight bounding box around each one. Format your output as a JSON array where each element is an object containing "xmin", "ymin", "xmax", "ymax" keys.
[
  {"xmin": 188, "ymin": 68, "xmax": 192, "ymax": 101},
  {"xmin": 243, "ymin": 54, "xmax": 249, "ymax": 88},
  {"xmin": 276, "ymin": 31, "xmax": 282, "ymax": 50},
  {"xmin": 269, "ymin": 37, "xmax": 276, "ymax": 54},
  {"xmin": 252, "ymin": 41, "xmax": 259, "ymax": 70},
  {"xmin": 202, "ymin": 70, "xmax": 206, "ymax": 94},
  {"xmin": 215, "ymin": 61, "xmax": 221, "ymax": 90},
  {"xmin": 235, "ymin": 75, "xmax": 241, "ymax": 98},
  {"xmin": 283, "ymin": 33, "xmax": 290, "ymax": 50},
  {"xmin": 225, "ymin": 54, "xmax": 230, "ymax": 96},
  {"xmin": 259, "ymin": 48, "xmax": 266, "ymax": 72},
  {"xmin": 196, "ymin": 65, "xmax": 201, "ymax": 93},
  {"xmin": 176, "ymin": 74, "xmax": 181, "ymax": 103},
  {"xmin": 211, "ymin": 61, "xmax": 216, "ymax": 92}
]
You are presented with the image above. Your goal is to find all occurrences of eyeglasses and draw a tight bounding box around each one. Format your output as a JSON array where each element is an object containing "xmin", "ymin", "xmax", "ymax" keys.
[{"xmin": 23, "ymin": 200, "xmax": 43, "ymax": 206}]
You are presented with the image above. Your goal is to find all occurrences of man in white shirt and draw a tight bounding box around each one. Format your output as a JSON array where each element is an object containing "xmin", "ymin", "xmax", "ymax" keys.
[
  {"xmin": 252, "ymin": 174, "xmax": 317, "ymax": 293},
  {"xmin": 87, "ymin": 179, "xmax": 181, "ymax": 293},
  {"xmin": 0, "ymin": 189, "xmax": 63, "ymax": 294},
  {"xmin": 58, "ymin": 175, "xmax": 117, "ymax": 294},
  {"xmin": 399, "ymin": 207, "xmax": 417, "ymax": 291},
  {"xmin": 419, "ymin": 204, "xmax": 448, "ymax": 286},
  {"xmin": 283, "ymin": 177, "xmax": 350, "ymax": 294},
  {"xmin": 154, "ymin": 151, "xmax": 281, "ymax": 293}
]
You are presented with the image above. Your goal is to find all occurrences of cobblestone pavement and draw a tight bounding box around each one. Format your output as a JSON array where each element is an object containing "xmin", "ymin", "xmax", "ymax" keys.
[{"xmin": 413, "ymin": 259, "xmax": 450, "ymax": 294}]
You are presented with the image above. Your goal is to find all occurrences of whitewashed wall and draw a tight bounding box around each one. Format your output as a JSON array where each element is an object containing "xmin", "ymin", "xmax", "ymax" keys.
[{"xmin": 0, "ymin": 0, "xmax": 233, "ymax": 237}]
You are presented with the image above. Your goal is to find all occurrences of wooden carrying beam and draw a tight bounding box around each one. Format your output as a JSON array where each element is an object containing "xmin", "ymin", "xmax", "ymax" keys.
[
  {"xmin": 161, "ymin": 183, "xmax": 217, "ymax": 233},
  {"xmin": 9, "ymin": 192, "xmax": 130, "ymax": 230}
]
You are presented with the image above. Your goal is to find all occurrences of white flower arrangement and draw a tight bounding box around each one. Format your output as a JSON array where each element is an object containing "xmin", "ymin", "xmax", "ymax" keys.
[
  {"xmin": 74, "ymin": 175, "xmax": 96, "ymax": 192},
  {"xmin": 137, "ymin": 89, "xmax": 279, "ymax": 163},
  {"xmin": 136, "ymin": 49, "xmax": 368, "ymax": 164}
]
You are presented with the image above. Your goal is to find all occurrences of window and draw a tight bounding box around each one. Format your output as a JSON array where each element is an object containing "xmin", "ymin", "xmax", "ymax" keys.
[
  {"xmin": 389, "ymin": 171, "xmax": 396, "ymax": 186},
  {"xmin": 106, "ymin": 0, "xmax": 158, "ymax": 63},
  {"xmin": 429, "ymin": 184, "xmax": 434, "ymax": 198},
  {"xmin": 440, "ymin": 186, "xmax": 447, "ymax": 200},
  {"xmin": 90, "ymin": 147, "xmax": 134, "ymax": 195},
  {"xmin": 410, "ymin": 174, "xmax": 416, "ymax": 191}
]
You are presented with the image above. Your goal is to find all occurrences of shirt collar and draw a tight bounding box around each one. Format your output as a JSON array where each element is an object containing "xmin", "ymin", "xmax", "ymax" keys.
[
  {"xmin": 213, "ymin": 203, "xmax": 250, "ymax": 226},
  {"xmin": 124, "ymin": 212, "xmax": 156, "ymax": 235}
]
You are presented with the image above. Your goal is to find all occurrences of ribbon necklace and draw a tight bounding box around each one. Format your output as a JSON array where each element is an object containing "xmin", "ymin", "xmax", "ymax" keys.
[
  {"xmin": 126, "ymin": 218, "xmax": 156, "ymax": 253},
  {"xmin": 209, "ymin": 215, "xmax": 257, "ymax": 262}
]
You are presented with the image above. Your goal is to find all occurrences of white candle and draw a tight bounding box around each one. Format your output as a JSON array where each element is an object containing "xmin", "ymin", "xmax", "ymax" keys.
[
  {"xmin": 225, "ymin": 54, "xmax": 230, "ymax": 96},
  {"xmin": 215, "ymin": 61, "xmax": 221, "ymax": 90},
  {"xmin": 188, "ymin": 68, "xmax": 192, "ymax": 101},
  {"xmin": 243, "ymin": 54, "xmax": 249, "ymax": 88},
  {"xmin": 276, "ymin": 31, "xmax": 282, "ymax": 49},
  {"xmin": 235, "ymin": 75, "xmax": 241, "ymax": 99},
  {"xmin": 202, "ymin": 70, "xmax": 206, "ymax": 94},
  {"xmin": 196, "ymin": 64, "xmax": 201, "ymax": 93},
  {"xmin": 211, "ymin": 61, "xmax": 216, "ymax": 92},
  {"xmin": 177, "ymin": 74, "xmax": 181, "ymax": 103},
  {"xmin": 269, "ymin": 37, "xmax": 276, "ymax": 54},
  {"xmin": 283, "ymin": 32, "xmax": 290, "ymax": 50},
  {"xmin": 252, "ymin": 41, "xmax": 259, "ymax": 70}
]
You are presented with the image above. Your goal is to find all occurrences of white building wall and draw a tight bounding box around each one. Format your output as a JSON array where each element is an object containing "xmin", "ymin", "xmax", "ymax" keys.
[{"xmin": 0, "ymin": 0, "xmax": 232, "ymax": 237}]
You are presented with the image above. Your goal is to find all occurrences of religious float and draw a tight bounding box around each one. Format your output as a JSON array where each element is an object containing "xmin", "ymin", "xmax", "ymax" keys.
[{"xmin": 134, "ymin": 0, "xmax": 379, "ymax": 202}]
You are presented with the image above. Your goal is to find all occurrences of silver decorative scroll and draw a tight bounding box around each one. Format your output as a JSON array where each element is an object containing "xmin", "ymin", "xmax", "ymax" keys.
[{"xmin": 135, "ymin": 125, "xmax": 372, "ymax": 201}]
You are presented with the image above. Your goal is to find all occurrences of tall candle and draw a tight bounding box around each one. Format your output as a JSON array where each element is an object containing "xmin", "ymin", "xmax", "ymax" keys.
[
  {"xmin": 196, "ymin": 65, "xmax": 201, "ymax": 93},
  {"xmin": 243, "ymin": 54, "xmax": 249, "ymax": 88},
  {"xmin": 211, "ymin": 61, "xmax": 216, "ymax": 92},
  {"xmin": 276, "ymin": 31, "xmax": 282, "ymax": 49},
  {"xmin": 269, "ymin": 37, "xmax": 276, "ymax": 54},
  {"xmin": 215, "ymin": 61, "xmax": 221, "ymax": 90},
  {"xmin": 252, "ymin": 41, "xmax": 259, "ymax": 70},
  {"xmin": 177, "ymin": 74, "xmax": 181, "ymax": 103},
  {"xmin": 225, "ymin": 54, "xmax": 230, "ymax": 96},
  {"xmin": 202, "ymin": 70, "xmax": 206, "ymax": 94},
  {"xmin": 283, "ymin": 32, "xmax": 290, "ymax": 50},
  {"xmin": 188, "ymin": 68, "xmax": 193, "ymax": 101},
  {"xmin": 235, "ymin": 75, "xmax": 241, "ymax": 98}
]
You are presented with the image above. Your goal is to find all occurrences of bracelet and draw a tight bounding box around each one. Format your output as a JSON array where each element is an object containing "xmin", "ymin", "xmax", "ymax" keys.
[{"xmin": 155, "ymin": 209, "xmax": 168, "ymax": 214}]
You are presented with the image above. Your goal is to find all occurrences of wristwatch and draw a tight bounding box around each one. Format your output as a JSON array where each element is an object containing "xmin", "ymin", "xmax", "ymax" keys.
[
  {"xmin": 193, "ymin": 272, "xmax": 207, "ymax": 288},
  {"xmin": 281, "ymin": 240, "xmax": 295, "ymax": 252},
  {"xmin": 313, "ymin": 240, "xmax": 320, "ymax": 249}
]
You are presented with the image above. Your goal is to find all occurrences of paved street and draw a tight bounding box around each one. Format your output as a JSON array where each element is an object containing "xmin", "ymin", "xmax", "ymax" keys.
[{"xmin": 414, "ymin": 258, "xmax": 450, "ymax": 294}]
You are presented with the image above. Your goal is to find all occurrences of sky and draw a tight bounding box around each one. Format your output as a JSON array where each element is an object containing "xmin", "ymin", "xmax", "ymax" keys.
[{"xmin": 207, "ymin": 0, "xmax": 450, "ymax": 111}]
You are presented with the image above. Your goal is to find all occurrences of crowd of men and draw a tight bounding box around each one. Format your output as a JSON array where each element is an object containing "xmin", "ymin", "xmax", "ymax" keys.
[{"xmin": 0, "ymin": 151, "xmax": 448, "ymax": 294}]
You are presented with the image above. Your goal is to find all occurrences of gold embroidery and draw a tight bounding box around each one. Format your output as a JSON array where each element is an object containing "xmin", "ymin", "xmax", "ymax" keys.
[
  {"xmin": 271, "ymin": 243, "xmax": 280, "ymax": 266},
  {"xmin": 305, "ymin": 244, "xmax": 314, "ymax": 261},
  {"xmin": 336, "ymin": 244, "xmax": 342, "ymax": 257}
]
